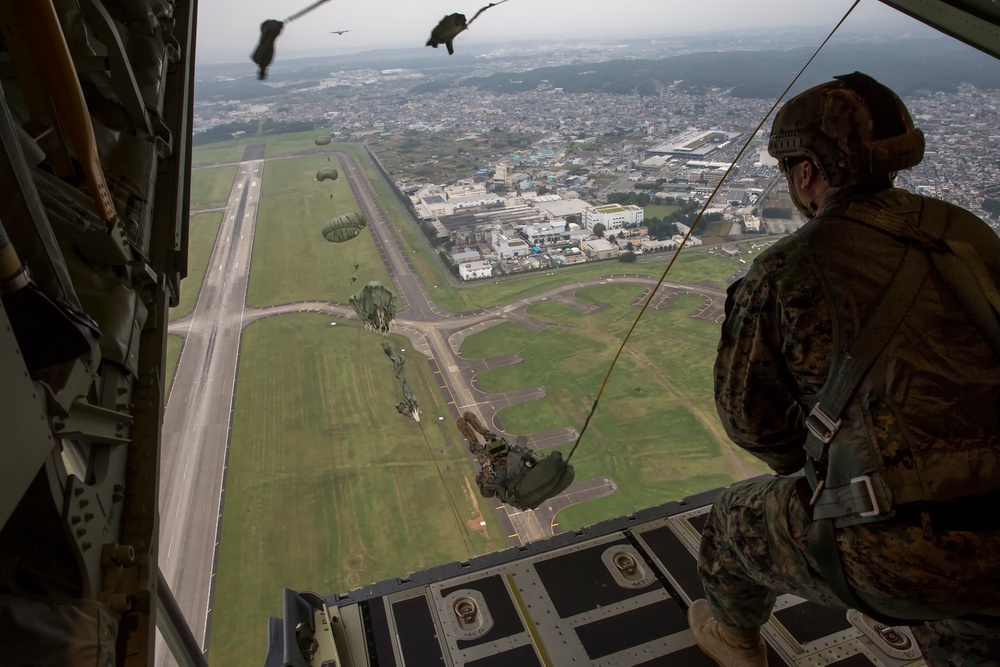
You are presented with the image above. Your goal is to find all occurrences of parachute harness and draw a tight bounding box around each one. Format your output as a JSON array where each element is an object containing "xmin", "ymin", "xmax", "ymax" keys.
[{"xmin": 565, "ymin": 0, "xmax": 862, "ymax": 464}]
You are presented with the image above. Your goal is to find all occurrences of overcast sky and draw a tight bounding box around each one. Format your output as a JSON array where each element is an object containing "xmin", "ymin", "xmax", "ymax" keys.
[{"xmin": 195, "ymin": 0, "xmax": 930, "ymax": 63}]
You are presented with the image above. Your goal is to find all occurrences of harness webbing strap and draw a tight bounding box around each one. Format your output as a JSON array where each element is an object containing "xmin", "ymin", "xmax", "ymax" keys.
[
  {"xmin": 804, "ymin": 195, "xmax": 1000, "ymax": 620},
  {"xmin": 809, "ymin": 517, "xmax": 879, "ymax": 618},
  {"xmin": 805, "ymin": 197, "xmax": 939, "ymax": 622},
  {"xmin": 802, "ymin": 200, "xmax": 933, "ymax": 471}
]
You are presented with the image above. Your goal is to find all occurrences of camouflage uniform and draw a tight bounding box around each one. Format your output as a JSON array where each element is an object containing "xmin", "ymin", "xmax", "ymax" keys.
[{"xmin": 703, "ymin": 186, "xmax": 1000, "ymax": 663}]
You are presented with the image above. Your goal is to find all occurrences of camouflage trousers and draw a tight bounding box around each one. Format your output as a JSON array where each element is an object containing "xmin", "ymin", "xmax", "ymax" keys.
[{"xmin": 697, "ymin": 476, "xmax": 1000, "ymax": 666}]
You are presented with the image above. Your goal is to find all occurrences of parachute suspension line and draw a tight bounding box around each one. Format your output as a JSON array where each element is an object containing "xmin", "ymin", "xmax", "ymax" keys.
[
  {"xmin": 565, "ymin": 0, "xmax": 861, "ymax": 464},
  {"xmin": 354, "ymin": 320, "xmax": 363, "ymax": 366},
  {"xmin": 416, "ymin": 420, "xmax": 474, "ymax": 559},
  {"xmin": 347, "ymin": 236, "xmax": 360, "ymax": 287},
  {"xmin": 284, "ymin": 0, "xmax": 330, "ymax": 23},
  {"xmin": 467, "ymin": 0, "xmax": 514, "ymax": 29}
]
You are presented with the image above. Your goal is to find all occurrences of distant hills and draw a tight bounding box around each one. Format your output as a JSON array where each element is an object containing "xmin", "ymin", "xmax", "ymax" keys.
[
  {"xmin": 194, "ymin": 37, "xmax": 1000, "ymax": 103},
  {"xmin": 443, "ymin": 40, "xmax": 1000, "ymax": 98}
]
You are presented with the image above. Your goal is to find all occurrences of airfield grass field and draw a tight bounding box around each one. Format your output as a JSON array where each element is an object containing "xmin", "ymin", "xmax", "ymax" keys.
[
  {"xmin": 211, "ymin": 313, "xmax": 507, "ymax": 666},
  {"xmin": 191, "ymin": 142, "xmax": 247, "ymax": 165},
  {"xmin": 246, "ymin": 154, "xmax": 393, "ymax": 307},
  {"xmin": 188, "ymin": 165, "xmax": 238, "ymax": 211},
  {"xmin": 169, "ymin": 212, "xmax": 223, "ymax": 320},
  {"xmin": 191, "ymin": 128, "xmax": 341, "ymax": 166},
  {"xmin": 459, "ymin": 284, "xmax": 769, "ymax": 529}
]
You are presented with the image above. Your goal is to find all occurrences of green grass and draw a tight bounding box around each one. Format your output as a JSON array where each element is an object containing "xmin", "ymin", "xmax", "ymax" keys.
[
  {"xmin": 189, "ymin": 165, "xmax": 238, "ymax": 211},
  {"xmin": 247, "ymin": 154, "xmax": 392, "ymax": 306},
  {"xmin": 192, "ymin": 128, "xmax": 340, "ymax": 165},
  {"xmin": 192, "ymin": 141, "xmax": 250, "ymax": 165},
  {"xmin": 643, "ymin": 204, "xmax": 681, "ymax": 219},
  {"xmin": 165, "ymin": 335, "xmax": 182, "ymax": 399},
  {"xmin": 460, "ymin": 285, "xmax": 769, "ymax": 529},
  {"xmin": 170, "ymin": 212, "xmax": 223, "ymax": 320},
  {"xmin": 264, "ymin": 128, "xmax": 340, "ymax": 157},
  {"xmin": 414, "ymin": 250, "xmax": 738, "ymax": 313},
  {"xmin": 211, "ymin": 314, "xmax": 507, "ymax": 667}
]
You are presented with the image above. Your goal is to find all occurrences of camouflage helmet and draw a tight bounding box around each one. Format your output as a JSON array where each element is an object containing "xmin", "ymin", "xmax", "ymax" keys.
[{"xmin": 768, "ymin": 72, "xmax": 924, "ymax": 188}]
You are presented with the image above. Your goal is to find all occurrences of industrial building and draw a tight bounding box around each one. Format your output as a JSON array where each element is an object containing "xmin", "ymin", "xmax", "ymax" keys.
[{"xmin": 582, "ymin": 203, "xmax": 644, "ymax": 233}]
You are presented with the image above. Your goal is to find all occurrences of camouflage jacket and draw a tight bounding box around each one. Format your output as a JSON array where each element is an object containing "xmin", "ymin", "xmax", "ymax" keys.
[{"xmin": 715, "ymin": 187, "xmax": 1000, "ymax": 481}]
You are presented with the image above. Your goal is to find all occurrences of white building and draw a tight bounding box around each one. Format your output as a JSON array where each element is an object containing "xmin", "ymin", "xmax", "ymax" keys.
[
  {"xmin": 531, "ymin": 197, "xmax": 593, "ymax": 219},
  {"xmin": 452, "ymin": 250, "xmax": 481, "ymax": 263},
  {"xmin": 521, "ymin": 220, "xmax": 568, "ymax": 246},
  {"xmin": 640, "ymin": 239, "xmax": 678, "ymax": 252},
  {"xmin": 581, "ymin": 238, "xmax": 618, "ymax": 260},
  {"xmin": 459, "ymin": 260, "xmax": 493, "ymax": 281},
  {"xmin": 672, "ymin": 234, "xmax": 702, "ymax": 246},
  {"xmin": 582, "ymin": 203, "xmax": 643, "ymax": 233},
  {"xmin": 450, "ymin": 193, "xmax": 505, "ymax": 210},
  {"xmin": 491, "ymin": 229, "xmax": 532, "ymax": 259}
]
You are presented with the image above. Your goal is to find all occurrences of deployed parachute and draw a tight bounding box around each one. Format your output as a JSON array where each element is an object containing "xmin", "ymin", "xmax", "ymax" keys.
[
  {"xmin": 316, "ymin": 167, "xmax": 339, "ymax": 182},
  {"xmin": 381, "ymin": 341, "xmax": 419, "ymax": 421},
  {"xmin": 321, "ymin": 212, "xmax": 366, "ymax": 243},
  {"xmin": 314, "ymin": 135, "xmax": 332, "ymax": 146},
  {"xmin": 349, "ymin": 281, "xmax": 398, "ymax": 335}
]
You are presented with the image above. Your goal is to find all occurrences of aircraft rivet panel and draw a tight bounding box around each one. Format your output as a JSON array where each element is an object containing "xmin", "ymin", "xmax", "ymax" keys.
[{"xmin": 529, "ymin": 535, "xmax": 663, "ymax": 618}]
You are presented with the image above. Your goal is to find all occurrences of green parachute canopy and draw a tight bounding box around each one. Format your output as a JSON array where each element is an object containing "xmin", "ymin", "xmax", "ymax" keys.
[
  {"xmin": 316, "ymin": 167, "xmax": 339, "ymax": 182},
  {"xmin": 350, "ymin": 281, "xmax": 398, "ymax": 336},
  {"xmin": 321, "ymin": 212, "xmax": 366, "ymax": 243},
  {"xmin": 314, "ymin": 135, "xmax": 332, "ymax": 146}
]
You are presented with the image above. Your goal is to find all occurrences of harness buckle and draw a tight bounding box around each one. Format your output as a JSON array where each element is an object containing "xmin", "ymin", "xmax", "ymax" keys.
[
  {"xmin": 806, "ymin": 403, "xmax": 841, "ymax": 444},
  {"xmin": 851, "ymin": 475, "xmax": 882, "ymax": 517}
]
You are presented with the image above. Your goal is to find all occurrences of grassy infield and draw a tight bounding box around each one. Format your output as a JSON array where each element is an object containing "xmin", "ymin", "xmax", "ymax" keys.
[{"xmin": 175, "ymin": 131, "xmax": 769, "ymax": 665}]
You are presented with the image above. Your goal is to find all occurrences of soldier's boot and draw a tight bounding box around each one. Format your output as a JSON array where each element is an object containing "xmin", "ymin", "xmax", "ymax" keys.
[{"xmin": 688, "ymin": 600, "xmax": 767, "ymax": 667}]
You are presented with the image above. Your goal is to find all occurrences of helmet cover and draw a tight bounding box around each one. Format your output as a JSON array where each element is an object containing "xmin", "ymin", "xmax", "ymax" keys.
[{"xmin": 768, "ymin": 72, "xmax": 924, "ymax": 187}]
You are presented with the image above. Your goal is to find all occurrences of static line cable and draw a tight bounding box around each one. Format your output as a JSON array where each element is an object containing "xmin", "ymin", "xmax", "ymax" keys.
[
  {"xmin": 468, "ymin": 0, "xmax": 513, "ymax": 28},
  {"xmin": 285, "ymin": 0, "xmax": 330, "ymax": 23},
  {"xmin": 417, "ymin": 420, "xmax": 475, "ymax": 559},
  {"xmin": 565, "ymin": 0, "xmax": 861, "ymax": 464}
]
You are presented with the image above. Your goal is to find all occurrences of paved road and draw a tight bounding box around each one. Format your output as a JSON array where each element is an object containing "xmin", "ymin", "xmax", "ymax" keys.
[
  {"xmin": 157, "ymin": 154, "xmax": 264, "ymax": 662},
  {"xmin": 158, "ymin": 148, "xmax": 732, "ymax": 660}
]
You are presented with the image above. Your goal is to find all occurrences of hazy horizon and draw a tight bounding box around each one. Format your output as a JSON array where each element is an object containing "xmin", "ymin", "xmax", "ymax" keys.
[{"xmin": 195, "ymin": 0, "xmax": 929, "ymax": 64}]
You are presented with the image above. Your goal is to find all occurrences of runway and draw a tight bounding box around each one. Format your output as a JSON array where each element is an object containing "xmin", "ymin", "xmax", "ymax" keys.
[{"xmin": 156, "ymin": 151, "xmax": 264, "ymax": 662}]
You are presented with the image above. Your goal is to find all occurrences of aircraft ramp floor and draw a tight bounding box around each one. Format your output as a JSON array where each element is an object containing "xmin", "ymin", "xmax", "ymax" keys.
[{"xmin": 265, "ymin": 486, "xmax": 924, "ymax": 667}]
